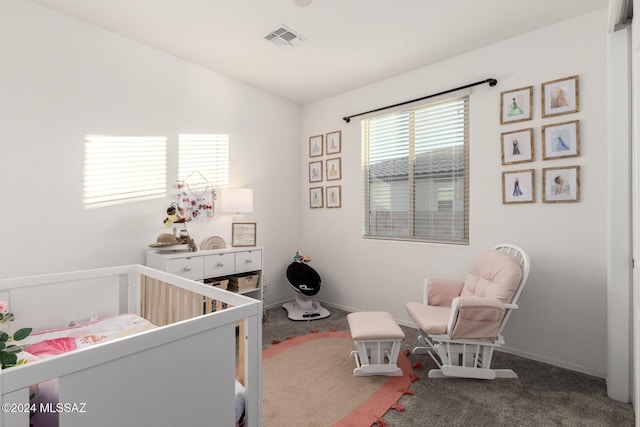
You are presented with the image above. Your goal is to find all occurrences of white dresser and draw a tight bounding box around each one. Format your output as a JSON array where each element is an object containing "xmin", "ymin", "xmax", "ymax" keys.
[{"xmin": 146, "ymin": 247, "xmax": 263, "ymax": 301}]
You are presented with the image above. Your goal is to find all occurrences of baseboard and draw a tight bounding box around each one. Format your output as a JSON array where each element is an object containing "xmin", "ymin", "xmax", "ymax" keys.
[
  {"xmin": 263, "ymin": 298, "xmax": 294, "ymax": 310},
  {"xmin": 498, "ymin": 345, "xmax": 605, "ymax": 379},
  {"xmin": 314, "ymin": 299, "xmax": 360, "ymax": 314}
]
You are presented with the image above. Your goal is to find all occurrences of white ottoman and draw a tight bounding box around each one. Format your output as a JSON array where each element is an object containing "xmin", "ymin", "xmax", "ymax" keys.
[{"xmin": 347, "ymin": 311, "xmax": 405, "ymax": 376}]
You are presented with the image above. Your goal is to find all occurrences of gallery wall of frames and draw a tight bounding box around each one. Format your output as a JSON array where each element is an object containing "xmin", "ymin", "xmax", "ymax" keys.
[
  {"xmin": 499, "ymin": 75, "xmax": 581, "ymax": 205},
  {"xmin": 308, "ymin": 130, "xmax": 342, "ymax": 209}
]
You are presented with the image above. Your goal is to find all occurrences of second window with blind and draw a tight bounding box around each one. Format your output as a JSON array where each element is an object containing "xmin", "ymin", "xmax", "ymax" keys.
[{"xmin": 362, "ymin": 95, "xmax": 469, "ymax": 244}]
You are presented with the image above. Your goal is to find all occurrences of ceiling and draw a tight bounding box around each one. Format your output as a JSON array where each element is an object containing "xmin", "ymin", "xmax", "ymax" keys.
[{"xmin": 33, "ymin": 0, "xmax": 609, "ymax": 105}]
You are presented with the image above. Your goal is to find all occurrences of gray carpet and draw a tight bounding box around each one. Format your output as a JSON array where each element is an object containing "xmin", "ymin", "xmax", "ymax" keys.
[{"xmin": 262, "ymin": 306, "xmax": 634, "ymax": 427}]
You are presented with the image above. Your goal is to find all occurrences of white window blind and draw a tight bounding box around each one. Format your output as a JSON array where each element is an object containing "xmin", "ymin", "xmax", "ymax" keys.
[
  {"xmin": 178, "ymin": 134, "xmax": 229, "ymax": 186},
  {"xmin": 362, "ymin": 96, "xmax": 469, "ymax": 244},
  {"xmin": 83, "ymin": 135, "xmax": 167, "ymax": 208}
]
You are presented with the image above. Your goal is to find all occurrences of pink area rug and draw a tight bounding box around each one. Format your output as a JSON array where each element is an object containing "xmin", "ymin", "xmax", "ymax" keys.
[{"xmin": 262, "ymin": 331, "xmax": 415, "ymax": 427}]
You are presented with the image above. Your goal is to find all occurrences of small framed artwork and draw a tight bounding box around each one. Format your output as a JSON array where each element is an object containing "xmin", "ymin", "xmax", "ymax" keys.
[
  {"xmin": 309, "ymin": 160, "xmax": 323, "ymax": 183},
  {"xmin": 502, "ymin": 169, "xmax": 535, "ymax": 204},
  {"xmin": 542, "ymin": 165, "xmax": 580, "ymax": 203},
  {"xmin": 542, "ymin": 120, "xmax": 580, "ymax": 160},
  {"xmin": 326, "ymin": 130, "xmax": 342, "ymax": 154},
  {"xmin": 309, "ymin": 187, "xmax": 323, "ymax": 208},
  {"xmin": 542, "ymin": 75, "xmax": 579, "ymax": 118},
  {"xmin": 500, "ymin": 86, "xmax": 533, "ymax": 125},
  {"xmin": 326, "ymin": 185, "xmax": 342, "ymax": 208},
  {"xmin": 231, "ymin": 222, "xmax": 257, "ymax": 247},
  {"xmin": 501, "ymin": 128, "xmax": 534, "ymax": 165},
  {"xmin": 326, "ymin": 157, "xmax": 342, "ymax": 181},
  {"xmin": 309, "ymin": 135, "xmax": 323, "ymax": 157}
]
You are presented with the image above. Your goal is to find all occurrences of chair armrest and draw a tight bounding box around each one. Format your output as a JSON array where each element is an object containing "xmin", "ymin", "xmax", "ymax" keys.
[
  {"xmin": 424, "ymin": 278, "xmax": 465, "ymax": 306},
  {"xmin": 447, "ymin": 296, "xmax": 506, "ymax": 341}
]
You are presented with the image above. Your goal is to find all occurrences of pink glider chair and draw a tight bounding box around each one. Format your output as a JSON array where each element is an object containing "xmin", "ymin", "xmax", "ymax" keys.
[{"xmin": 405, "ymin": 244, "xmax": 530, "ymax": 379}]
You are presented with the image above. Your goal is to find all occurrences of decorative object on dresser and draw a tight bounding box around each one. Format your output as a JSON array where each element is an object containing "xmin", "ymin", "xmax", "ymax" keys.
[
  {"xmin": 220, "ymin": 188, "xmax": 253, "ymax": 220},
  {"xmin": 200, "ymin": 235, "xmax": 227, "ymax": 250},
  {"xmin": 149, "ymin": 202, "xmax": 197, "ymax": 252},
  {"xmin": 220, "ymin": 187, "xmax": 255, "ymax": 248},
  {"xmin": 232, "ymin": 222, "xmax": 257, "ymax": 247}
]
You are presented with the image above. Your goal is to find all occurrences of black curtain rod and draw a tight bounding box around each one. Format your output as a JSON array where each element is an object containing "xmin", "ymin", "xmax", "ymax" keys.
[{"xmin": 342, "ymin": 78, "xmax": 498, "ymax": 123}]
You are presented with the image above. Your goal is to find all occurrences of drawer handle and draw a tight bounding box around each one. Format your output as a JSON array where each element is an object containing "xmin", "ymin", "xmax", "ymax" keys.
[
  {"xmin": 245, "ymin": 259, "xmax": 253, "ymax": 264},
  {"xmin": 184, "ymin": 266, "xmax": 191, "ymax": 272},
  {"xmin": 216, "ymin": 262, "xmax": 224, "ymax": 267}
]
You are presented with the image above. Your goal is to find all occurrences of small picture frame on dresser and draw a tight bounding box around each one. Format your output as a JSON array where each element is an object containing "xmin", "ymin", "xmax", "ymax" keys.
[{"xmin": 232, "ymin": 223, "xmax": 257, "ymax": 247}]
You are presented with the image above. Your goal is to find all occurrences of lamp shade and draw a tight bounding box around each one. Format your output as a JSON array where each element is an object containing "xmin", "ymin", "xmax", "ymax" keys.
[{"xmin": 220, "ymin": 188, "xmax": 253, "ymax": 214}]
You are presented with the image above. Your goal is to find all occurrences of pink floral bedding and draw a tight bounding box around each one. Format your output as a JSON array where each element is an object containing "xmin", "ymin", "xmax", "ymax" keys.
[{"xmin": 16, "ymin": 314, "xmax": 157, "ymax": 362}]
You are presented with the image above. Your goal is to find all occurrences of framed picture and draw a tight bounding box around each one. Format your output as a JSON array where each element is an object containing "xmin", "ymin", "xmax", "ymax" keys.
[
  {"xmin": 500, "ymin": 86, "xmax": 533, "ymax": 125},
  {"xmin": 326, "ymin": 130, "xmax": 342, "ymax": 154},
  {"xmin": 542, "ymin": 165, "xmax": 580, "ymax": 203},
  {"xmin": 309, "ymin": 135, "xmax": 323, "ymax": 157},
  {"xmin": 326, "ymin": 157, "xmax": 342, "ymax": 181},
  {"xmin": 501, "ymin": 128, "xmax": 534, "ymax": 165},
  {"xmin": 309, "ymin": 160, "xmax": 323, "ymax": 183},
  {"xmin": 502, "ymin": 169, "xmax": 535, "ymax": 204},
  {"xmin": 326, "ymin": 185, "xmax": 342, "ymax": 208},
  {"xmin": 542, "ymin": 75, "xmax": 579, "ymax": 118},
  {"xmin": 309, "ymin": 187, "xmax": 323, "ymax": 208},
  {"xmin": 231, "ymin": 222, "xmax": 257, "ymax": 247},
  {"xmin": 542, "ymin": 120, "xmax": 580, "ymax": 160}
]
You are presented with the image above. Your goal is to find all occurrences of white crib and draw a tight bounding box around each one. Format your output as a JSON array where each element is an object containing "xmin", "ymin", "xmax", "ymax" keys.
[{"xmin": 0, "ymin": 264, "xmax": 262, "ymax": 427}]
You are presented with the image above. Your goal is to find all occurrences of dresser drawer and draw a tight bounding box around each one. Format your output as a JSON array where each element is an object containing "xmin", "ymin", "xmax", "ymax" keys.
[
  {"xmin": 203, "ymin": 252, "xmax": 236, "ymax": 277},
  {"xmin": 235, "ymin": 250, "xmax": 262, "ymax": 274},
  {"xmin": 166, "ymin": 256, "xmax": 203, "ymax": 279}
]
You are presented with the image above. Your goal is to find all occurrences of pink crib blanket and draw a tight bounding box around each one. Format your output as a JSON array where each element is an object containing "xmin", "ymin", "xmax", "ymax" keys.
[{"xmin": 15, "ymin": 313, "xmax": 157, "ymax": 362}]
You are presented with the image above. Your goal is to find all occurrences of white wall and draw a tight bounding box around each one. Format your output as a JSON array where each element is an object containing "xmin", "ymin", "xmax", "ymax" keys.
[
  {"xmin": 301, "ymin": 10, "xmax": 610, "ymax": 377},
  {"xmin": 0, "ymin": 0, "xmax": 302, "ymax": 306}
]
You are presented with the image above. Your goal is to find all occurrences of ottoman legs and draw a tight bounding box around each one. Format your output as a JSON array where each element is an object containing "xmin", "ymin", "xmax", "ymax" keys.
[{"xmin": 350, "ymin": 339, "xmax": 403, "ymax": 376}]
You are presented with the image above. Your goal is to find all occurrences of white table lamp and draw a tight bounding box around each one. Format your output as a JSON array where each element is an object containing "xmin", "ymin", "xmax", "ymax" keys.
[{"xmin": 220, "ymin": 188, "xmax": 253, "ymax": 219}]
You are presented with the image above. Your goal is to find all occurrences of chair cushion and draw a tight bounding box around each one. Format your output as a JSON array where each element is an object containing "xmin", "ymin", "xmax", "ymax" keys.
[
  {"xmin": 347, "ymin": 311, "xmax": 405, "ymax": 340},
  {"xmin": 460, "ymin": 250, "xmax": 523, "ymax": 304},
  {"xmin": 427, "ymin": 278, "xmax": 464, "ymax": 307},
  {"xmin": 450, "ymin": 297, "xmax": 505, "ymax": 341},
  {"xmin": 405, "ymin": 302, "xmax": 451, "ymax": 335}
]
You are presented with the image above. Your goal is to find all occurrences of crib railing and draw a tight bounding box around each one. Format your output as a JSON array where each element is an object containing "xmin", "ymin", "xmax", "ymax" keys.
[
  {"xmin": 138, "ymin": 272, "xmax": 252, "ymax": 384},
  {"xmin": 140, "ymin": 274, "xmax": 237, "ymax": 326}
]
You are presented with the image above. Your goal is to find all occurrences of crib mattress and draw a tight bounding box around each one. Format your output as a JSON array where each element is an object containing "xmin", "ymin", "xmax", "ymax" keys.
[{"xmin": 16, "ymin": 313, "xmax": 157, "ymax": 362}]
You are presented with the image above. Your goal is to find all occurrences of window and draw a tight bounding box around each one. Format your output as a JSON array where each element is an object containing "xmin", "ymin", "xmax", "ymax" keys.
[
  {"xmin": 83, "ymin": 135, "xmax": 167, "ymax": 208},
  {"xmin": 178, "ymin": 134, "xmax": 229, "ymax": 186},
  {"xmin": 362, "ymin": 95, "xmax": 469, "ymax": 244}
]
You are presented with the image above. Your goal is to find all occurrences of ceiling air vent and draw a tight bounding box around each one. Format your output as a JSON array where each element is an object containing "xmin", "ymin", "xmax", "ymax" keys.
[{"xmin": 265, "ymin": 25, "xmax": 305, "ymax": 49}]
